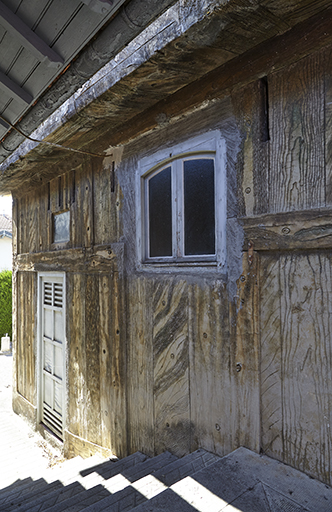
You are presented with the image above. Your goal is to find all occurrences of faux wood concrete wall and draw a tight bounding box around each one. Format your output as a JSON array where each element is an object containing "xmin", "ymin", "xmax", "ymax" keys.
[{"xmin": 12, "ymin": 42, "xmax": 332, "ymax": 485}]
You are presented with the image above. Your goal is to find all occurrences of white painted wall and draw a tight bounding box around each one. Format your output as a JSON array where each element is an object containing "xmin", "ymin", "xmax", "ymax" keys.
[{"xmin": 0, "ymin": 237, "xmax": 12, "ymax": 270}]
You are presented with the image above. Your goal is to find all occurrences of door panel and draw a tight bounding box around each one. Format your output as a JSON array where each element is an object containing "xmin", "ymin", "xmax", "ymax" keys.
[{"xmin": 40, "ymin": 275, "xmax": 65, "ymax": 440}]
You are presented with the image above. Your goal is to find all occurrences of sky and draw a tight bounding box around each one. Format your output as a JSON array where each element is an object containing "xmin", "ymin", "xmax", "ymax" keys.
[{"xmin": 0, "ymin": 195, "xmax": 12, "ymax": 216}]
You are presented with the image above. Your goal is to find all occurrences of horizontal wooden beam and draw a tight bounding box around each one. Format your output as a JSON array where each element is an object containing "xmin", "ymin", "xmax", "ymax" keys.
[
  {"xmin": 14, "ymin": 243, "xmax": 123, "ymax": 272},
  {"xmin": 0, "ymin": 1, "xmax": 64, "ymax": 67},
  {"xmin": 107, "ymin": 6, "xmax": 332, "ymax": 148},
  {"xmin": 0, "ymin": 69, "xmax": 32, "ymax": 104},
  {"xmin": 240, "ymin": 209, "xmax": 332, "ymax": 251}
]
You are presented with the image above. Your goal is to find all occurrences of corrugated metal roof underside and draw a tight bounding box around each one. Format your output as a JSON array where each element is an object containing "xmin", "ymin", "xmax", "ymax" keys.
[{"xmin": 0, "ymin": 0, "xmax": 126, "ymax": 141}]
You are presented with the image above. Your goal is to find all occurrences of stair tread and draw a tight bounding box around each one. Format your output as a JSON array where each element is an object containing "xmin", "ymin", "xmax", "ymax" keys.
[
  {"xmin": 2, "ymin": 481, "xmax": 85, "ymax": 512},
  {"xmin": 152, "ymin": 449, "xmax": 221, "ymax": 486},
  {"xmin": 118, "ymin": 452, "xmax": 178, "ymax": 482},
  {"xmin": 23, "ymin": 484, "xmax": 110, "ymax": 512},
  {"xmin": 0, "ymin": 478, "xmax": 50, "ymax": 506},
  {"xmin": 77, "ymin": 485, "xmax": 147, "ymax": 512},
  {"xmin": 80, "ymin": 451, "xmax": 148, "ymax": 479}
]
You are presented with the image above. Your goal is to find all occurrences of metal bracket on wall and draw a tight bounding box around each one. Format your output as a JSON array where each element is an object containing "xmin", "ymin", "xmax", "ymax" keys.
[{"xmin": 248, "ymin": 240, "xmax": 254, "ymax": 266}]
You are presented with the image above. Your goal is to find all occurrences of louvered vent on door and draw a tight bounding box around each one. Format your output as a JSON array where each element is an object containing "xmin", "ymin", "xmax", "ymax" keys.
[
  {"xmin": 43, "ymin": 282, "xmax": 63, "ymax": 307},
  {"xmin": 44, "ymin": 283, "xmax": 53, "ymax": 306},
  {"xmin": 43, "ymin": 404, "xmax": 63, "ymax": 440}
]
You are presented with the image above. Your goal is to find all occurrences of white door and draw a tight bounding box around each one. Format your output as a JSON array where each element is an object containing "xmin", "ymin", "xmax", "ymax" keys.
[{"xmin": 39, "ymin": 274, "xmax": 66, "ymax": 440}]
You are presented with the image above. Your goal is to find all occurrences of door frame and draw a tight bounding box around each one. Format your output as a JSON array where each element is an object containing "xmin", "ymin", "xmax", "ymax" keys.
[{"xmin": 37, "ymin": 271, "xmax": 67, "ymax": 439}]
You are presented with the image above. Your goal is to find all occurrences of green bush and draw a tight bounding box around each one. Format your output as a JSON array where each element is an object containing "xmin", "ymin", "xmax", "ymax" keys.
[{"xmin": 0, "ymin": 270, "xmax": 12, "ymax": 340}]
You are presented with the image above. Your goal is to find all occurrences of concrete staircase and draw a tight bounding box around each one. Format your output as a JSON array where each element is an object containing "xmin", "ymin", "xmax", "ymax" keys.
[
  {"xmin": 1, "ymin": 447, "xmax": 332, "ymax": 511},
  {"xmin": 0, "ymin": 449, "xmax": 220, "ymax": 512}
]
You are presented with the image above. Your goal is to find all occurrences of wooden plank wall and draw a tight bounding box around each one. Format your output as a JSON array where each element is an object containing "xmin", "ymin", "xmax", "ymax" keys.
[
  {"xmin": 236, "ymin": 47, "xmax": 332, "ymax": 485},
  {"xmin": 12, "ymin": 40, "xmax": 332, "ymax": 486}
]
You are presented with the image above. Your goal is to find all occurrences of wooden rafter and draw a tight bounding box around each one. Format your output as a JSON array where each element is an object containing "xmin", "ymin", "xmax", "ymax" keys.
[
  {"xmin": 0, "ymin": 69, "xmax": 32, "ymax": 104},
  {"xmin": 0, "ymin": 1, "xmax": 64, "ymax": 67}
]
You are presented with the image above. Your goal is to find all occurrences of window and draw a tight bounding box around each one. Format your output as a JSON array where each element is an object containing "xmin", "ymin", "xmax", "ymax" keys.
[
  {"xmin": 53, "ymin": 211, "xmax": 70, "ymax": 243},
  {"xmin": 137, "ymin": 131, "xmax": 226, "ymax": 268}
]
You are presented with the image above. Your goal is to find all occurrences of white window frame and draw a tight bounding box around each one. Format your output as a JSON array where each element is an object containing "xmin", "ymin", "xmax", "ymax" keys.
[{"xmin": 137, "ymin": 131, "xmax": 226, "ymax": 270}]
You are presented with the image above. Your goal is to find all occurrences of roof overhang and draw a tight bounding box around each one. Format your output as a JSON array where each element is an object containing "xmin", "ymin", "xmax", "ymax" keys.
[{"xmin": 1, "ymin": 0, "xmax": 332, "ymax": 195}]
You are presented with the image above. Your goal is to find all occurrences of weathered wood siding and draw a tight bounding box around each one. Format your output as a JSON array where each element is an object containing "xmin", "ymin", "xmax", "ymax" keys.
[{"xmin": 11, "ymin": 37, "xmax": 332, "ymax": 486}]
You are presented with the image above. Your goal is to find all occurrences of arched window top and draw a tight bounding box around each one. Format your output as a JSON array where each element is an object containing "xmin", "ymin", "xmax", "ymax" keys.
[{"xmin": 137, "ymin": 131, "xmax": 227, "ymax": 269}]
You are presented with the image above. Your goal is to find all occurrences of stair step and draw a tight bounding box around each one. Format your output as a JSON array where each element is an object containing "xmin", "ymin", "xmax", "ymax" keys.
[
  {"xmin": 23, "ymin": 484, "xmax": 110, "ymax": 512},
  {"xmin": 1, "ymin": 480, "xmax": 64, "ymax": 510},
  {"xmin": 46, "ymin": 455, "xmax": 102, "ymax": 483},
  {"xmin": 0, "ymin": 476, "xmax": 34, "ymax": 494},
  {"xmin": 120, "ymin": 452, "xmax": 178, "ymax": 483},
  {"xmin": 152, "ymin": 449, "xmax": 221, "ymax": 487},
  {"xmin": 80, "ymin": 451, "xmax": 148, "ymax": 479},
  {"xmin": 101, "ymin": 452, "xmax": 177, "ymax": 495},
  {"xmin": 76, "ymin": 485, "xmax": 147, "ymax": 512},
  {"xmin": 0, "ymin": 456, "xmax": 91, "ymax": 507},
  {"xmin": 2, "ymin": 481, "xmax": 85, "ymax": 512},
  {"xmin": 110, "ymin": 450, "xmax": 220, "ymax": 505},
  {"xmin": 0, "ymin": 478, "xmax": 48, "ymax": 506}
]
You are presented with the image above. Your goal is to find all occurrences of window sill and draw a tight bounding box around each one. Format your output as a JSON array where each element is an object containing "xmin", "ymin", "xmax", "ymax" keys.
[{"xmin": 137, "ymin": 260, "xmax": 226, "ymax": 275}]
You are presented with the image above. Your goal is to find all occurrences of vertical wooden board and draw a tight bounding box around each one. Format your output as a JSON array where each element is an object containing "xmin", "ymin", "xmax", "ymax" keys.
[
  {"xmin": 16, "ymin": 272, "xmax": 24, "ymax": 397},
  {"xmin": 232, "ymin": 81, "xmax": 269, "ymax": 217},
  {"xmin": 279, "ymin": 253, "xmax": 332, "ymax": 484},
  {"xmin": 85, "ymin": 274, "xmax": 101, "ymax": 445},
  {"xmin": 71, "ymin": 166, "xmax": 82, "ymax": 249},
  {"xmin": 49, "ymin": 176, "xmax": 58, "ymax": 212},
  {"xmin": 325, "ymin": 47, "xmax": 332, "ymax": 206},
  {"xmin": 19, "ymin": 195, "xmax": 26, "ymax": 254},
  {"xmin": 127, "ymin": 276, "xmax": 154, "ymax": 456},
  {"xmin": 189, "ymin": 279, "xmax": 233, "ymax": 456},
  {"xmin": 67, "ymin": 273, "xmax": 86, "ymax": 438},
  {"xmin": 269, "ymin": 53, "xmax": 325, "ymax": 212},
  {"xmin": 153, "ymin": 279, "xmax": 190, "ymax": 457},
  {"xmin": 81, "ymin": 160, "xmax": 93, "ymax": 248},
  {"xmin": 99, "ymin": 273, "xmax": 112, "ymax": 450},
  {"xmin": 16, "ymin": 272, "xmax": 36, "ymax": 404},
  {"xmin": 230, "ymin": 253, "xmax": 260, "ymax": 452},
  {"xmin": 93, "ymin": 160, "xmax": 113, "ymax": 246},
  {"xmin": 109, "ymin": 269, "xmax": 127, "ymax": 457},
  {"xmin": 28, "ymin": 191, "xmax": 38, "ymax": 254},
  {"xmin": 260, "ymin": 255, "xmax": 283, "ymax": 459}
]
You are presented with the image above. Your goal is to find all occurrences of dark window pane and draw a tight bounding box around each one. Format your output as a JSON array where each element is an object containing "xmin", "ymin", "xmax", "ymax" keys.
[
  {"xmin": 53, "ymin": 211, "xmax": 70, "ymax": 243},
  {"xmin": 148, "ymin": 167, "xmax": 172, "ymax": 257},
  {"xmin": 184, "ymin": 159, "xmax": 215, "ymax": 255}
]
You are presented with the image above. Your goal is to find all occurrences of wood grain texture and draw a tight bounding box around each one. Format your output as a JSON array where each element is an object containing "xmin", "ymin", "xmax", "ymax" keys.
[
  {"xmin": 99, "ymin": 274, "xmax": 112, "ymax": 450},
  {"xmin": 66, "ymin": 266, "xmax": 126, "ymax": 456},
  {"xmin": 269, "ymin": 54, "xmax": 325, "ymax": 212},
  {"xmin": 109, "ymin": 268, "xmax": 127, "ymax": 457},
  {"xmin": 189, "ymin": 279, "xmax": 232, "ymax": 456},
  {"xmin": 153, "ymin": 279, "xmax": 190, "ymax": 457},
  {"xmin": 325, "ymin": 47, "xmax": 332, "ymax": 207},
  {"xmin": 241, "ymin": 209, "xmax": 332, "ymax": 251},
  {"xmin": 279, "ymin": 253, "xmax": 332, "ymax": 483},
  {"xmin": 260, "ymin": 255, "xmax": 283, "ymax": 459},
  {"xmin": 14, "ymin": 244, "xmax": 120, "ymax": 273},
  {"xmin": 67, "ymin": 273, "xmax": 86, "ymax": 439},
  {"xmin": 127, "ymin": 276, "xmax": 154, "ymax": 456},
  {"xmin": 261, "ymin": 252, "xmax": 332, "ymax": 485},
  {"xmin": 229, "ymin": 253, "xmax": 260, "ymax": 452},
  {"xmin": 232, "ymin": 81, "xmax": 269, "ymax": 217},
  {"xmin": 85, "ymin": 274, "xmax": 101, "ymax": 445},
  {"xmin": 16, "ymin": 271, "xmax": 36, "ymax": 405}
]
